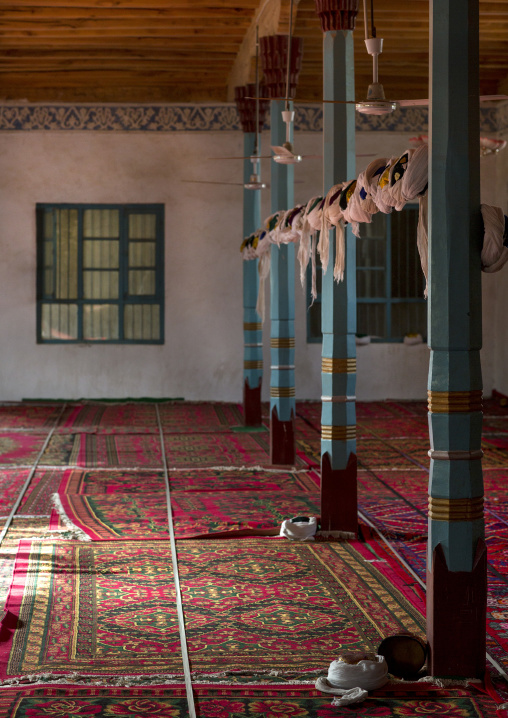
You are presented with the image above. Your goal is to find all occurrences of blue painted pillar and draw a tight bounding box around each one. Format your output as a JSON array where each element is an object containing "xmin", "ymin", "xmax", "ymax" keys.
[
  {"xmin": 319, "ymin": 26, "xmax": 357, "ymax": 533},
  {"xmin": 270, "ymin": 99, "xmax": 296, "ymax": 464},
  {"xmin": 427, "ymin": 0, "xmax": 486, "ymax": 677},
  {"xmin": 242, "ymin": 132, "xmax": 263, "ymax": 425}
]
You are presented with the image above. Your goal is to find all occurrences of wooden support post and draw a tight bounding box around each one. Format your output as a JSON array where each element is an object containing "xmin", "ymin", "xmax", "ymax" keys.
[
  {"xmin": 319, "ymin": 19, "xmax": 358, "ymax": 534},
  {"xmin": 270, "ymin": 99, "xmax": 296, "ymax": 465},
  {"xmin": 427, "ymin": 0, "xmax": 486, "ymax": 677},
  {"xmin": 242, "ymin": 132, "xmax": 263, "ymax": 426}
]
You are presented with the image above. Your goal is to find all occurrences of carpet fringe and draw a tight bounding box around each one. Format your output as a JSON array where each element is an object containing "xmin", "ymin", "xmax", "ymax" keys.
[
  {"xmin": 316, "ymin": 530, "xmax": 356, "ymax": 540},
  {"xmin": 49, "ymin": 494, "xmax": 91, "ymax": 541},
  {"xmin": 0, "ymin": 671, "xmax": 323, "ymax": 688}
]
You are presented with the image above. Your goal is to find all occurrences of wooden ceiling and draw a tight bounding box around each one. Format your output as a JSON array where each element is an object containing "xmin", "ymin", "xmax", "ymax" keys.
[{"xmin": 0, "ymin": 0, "xmax": 507, "ymax": 104}]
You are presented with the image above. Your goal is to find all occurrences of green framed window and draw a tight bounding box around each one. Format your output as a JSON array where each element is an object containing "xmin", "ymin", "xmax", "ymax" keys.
[
  {"xmin": 307, "ymin": 205, "xmax": 427, "ymax": 342},
  {"xmin": 36, "ymin": 204, "xmax": 164, "ymax": 344}
]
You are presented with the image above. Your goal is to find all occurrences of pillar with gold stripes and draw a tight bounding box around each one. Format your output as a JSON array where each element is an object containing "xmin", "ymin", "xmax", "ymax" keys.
[
  {"xmin": 427, "ymin": 0, "xmax": 486, "ymax": 677},
  {"xmin": 269, "ymin": 99, "xmax": 296, "ymax": 463},
  {"xmin": 260, "ymin": 34, "xmax": 303, "ymax": 464},
  {"xmin": 242, "ymin": 132, "xmax": 263, "ymax": 425},
  {"xmin": 316, "ymin": 1, "xmax": 359, "ymax": 533},
  {"xmin": 235, "ymin": 85, "xmax": 269, "ymax": 426}
]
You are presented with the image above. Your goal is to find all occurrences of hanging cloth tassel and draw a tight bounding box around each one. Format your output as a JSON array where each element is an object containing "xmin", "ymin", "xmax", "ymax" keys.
[
  {"xmin": 334, "ymin": 220, "xmax": 346, "ymax": 282},
  {"xmin": 417, "ymin": 192, "xmax": 429, "ymax": 297},
  {"xmin": 255, "ymin": 230, "xmax": 272, "ymax": 321}
]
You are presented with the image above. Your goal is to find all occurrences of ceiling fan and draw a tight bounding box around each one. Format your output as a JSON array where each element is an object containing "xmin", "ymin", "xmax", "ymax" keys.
[
  {"xmin": 355, "ymin": 0, "xmax": 508, "ymax": 115},
  {"xmin": 254, "ymin": 0, "xmax": 508, "ymax": 116},
  {"xmin": 184, "ymin": 27, "xmax": 268, "ymax": 190}
]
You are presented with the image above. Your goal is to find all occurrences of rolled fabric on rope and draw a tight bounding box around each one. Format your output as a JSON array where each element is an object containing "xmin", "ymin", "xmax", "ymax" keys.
[
  {"xmin": 481, "ymin": 204, "xmax": 508, "ymax": 273},
  {"xmin": 384, "ymin": 149, "xmax": 415, "ymax": 212},
  {"xmin": 280, "ymin": 515, "xmax": 318, "ymax": 541},
  {"xmin": 401, "ymin": 144, "xmax": 428, "ymax": 201},
  {"xmin": 356, "ymin": 169, "xmax": 378, "ymax": 217},
  {"xmin": 372, "ymin": 157, "xmax": 398, "ymax": 214},
  {"xmin": 240, "ymin": 232, "xmax": 259, "ymax": 261},
  {"xmin": 347, "ymin": 180, "xmax": 375, "ymax": 235},
  {"xmin": 325, "ymin": 182, "xmax": 347, "ymax": 227}
]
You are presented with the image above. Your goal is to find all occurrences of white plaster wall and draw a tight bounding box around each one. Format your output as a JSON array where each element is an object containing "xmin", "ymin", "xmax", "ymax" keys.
[{"xmin": 0, "ymin": 121, "xmax": 502, "ymax": 401}]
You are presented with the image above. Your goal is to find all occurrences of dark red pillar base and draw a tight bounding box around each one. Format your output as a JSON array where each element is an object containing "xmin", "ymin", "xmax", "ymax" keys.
[
  {"xmin": 243, "ymin": 378, "xmax": 262, "ymax": 427},
  {"xmin": 427, "ymin": 540, "xmax": 487, "ymax": 678},
  {"xmin": 270, "ymin": 405, "xmax": 295, "ymax": 465},
  {"xmin": 320, "ymin": 451, "xmax": 358, "ymax": 535}
]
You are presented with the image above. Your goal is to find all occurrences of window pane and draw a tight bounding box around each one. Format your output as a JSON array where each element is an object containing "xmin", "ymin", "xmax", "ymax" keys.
[
  {"xmin": 357, "ymin": 302, "xmax": 386, "ymax": 337},
  {"xmin": 83, "ymin": 239, "xmax": 119, "ymax": 269},
  {"xmin": 83, "ymin": 304, "xmax": 119, "ymax": 340},
  {"xmin": 129, "ymin": 214, "xmax": 157, "ymax": 240},
  {"xmin": 129, "ymin": 241, "xmax": 156, "ymax": 267},
  {"xmin": 357, "ymin": 269, "xmax": 385, "ymax": 299},
  {"xmin": 43, "ymin": 210, "xmax": 54, "ymax": 241},
  {"xmin": 129, "ymin": 270, "xmax": 156, "ymax": 296},
  {"xmin": 83, "ymin": 271, "xmax": 119, "ymax": 299},
  {"xmin": 83, "ymin": 209, "xmax": 119, "ymax": 238},
  {"xmin": 391, "ymin": 302, "xmax": 427, "ymax": 339},
  {"xmin": 308, "ymin": 301, "xmax": 321, "ymax": 340},
  {"xmin": 55, "ymin": 209, "xmax": 78, "ymax": 300},
  {"xmin": 391, "ymin": 207, "xmax": 424, "ymax": 298},
  {"xmin": 124, "ymin": 304, "xmax": 160, "ymax": 341},
  {"xmin": 363, "ymin": 212, "xmax": 386, "ymax": 239},
  {"xmin": 41, "ymin": 303, "xmax": 78, "ymax": 340}
]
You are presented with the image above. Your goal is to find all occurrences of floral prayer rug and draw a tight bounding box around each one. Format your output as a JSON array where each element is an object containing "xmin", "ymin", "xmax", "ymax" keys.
[
  {"xmin": 17, "ymin": 469, "xmax": 65, "ymax": 516},
  {"xmin": 0, "ymin": 404, "xmax": 61, "ymax": 431},
  {"xmin": 58, "ymin": 403, "xmax": 159, "ymax": 434},
  {"xmin": 158, "ymin": 401, "xmax": 244, "ymax": 433},
  {"xmin": 0, "ymin": 469, "xmax": 30, "ymax": 516},
  {"xmin": 52, "ymin": 491, "xmax": 321, "ymax": 539},
  {"xmin": 176, "ymin": 538, "xmax": 426, "ymax": 674},
  {"xmin": 56, "ymin": 468, "xmax": 319, "ymax": 495},
  {"xmin": 357, "ymin": 439, "xmax": 424, "ymax": 471},
  {"xmin": 358, "ymin": 417, "xmax": 429, "ymax": 439},
  {"xmin": 40, "ymin": 434, "xmax": 163, "ymax": 468},
  {"xmin": 0, "ymin": 683, "xmax": 500, "ymax": 718},
  {"xmin": 0, "ymin": 433, "xmax": 47, "ymax": 466},
  {"xmin": 0, "ymin": 538, "xmax": 425, "ymax": 679},
  {"xmin": 163, "ymin": 432, "xmax": 304, "ymax": 468},
  {"xmin": 1, "ymin": 540, "xmax": 183, "ymax": 678}
]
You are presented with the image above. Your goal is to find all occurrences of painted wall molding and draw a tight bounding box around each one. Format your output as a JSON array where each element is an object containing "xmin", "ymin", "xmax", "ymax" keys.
[{"xmin": 0, "ymin": 101, "xmax": 501, "ymax": 133}]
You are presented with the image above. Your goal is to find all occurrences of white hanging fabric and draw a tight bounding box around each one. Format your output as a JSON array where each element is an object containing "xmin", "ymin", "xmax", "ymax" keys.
[{"xmin": 481, "ymin": 204, "xmax": 508, "ymax": 272}]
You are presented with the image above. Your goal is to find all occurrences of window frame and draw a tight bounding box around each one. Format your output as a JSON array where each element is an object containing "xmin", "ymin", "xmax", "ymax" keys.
[{"xmin": 36, "ymin": 203, "xmax": 165, "ymax": 345}]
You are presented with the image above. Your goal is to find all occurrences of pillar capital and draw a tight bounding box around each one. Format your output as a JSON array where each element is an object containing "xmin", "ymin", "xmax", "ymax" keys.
[
  {"xmin": 314, "ymin": 0, "xmax": 359, "ymax": 33},
  {"xmin": 234, "ymin": 84, "xmax": 270, "ymax": 134},
  {"xmin": 259, "ymin": 34, "xmax": 304, "ymax": 99}
]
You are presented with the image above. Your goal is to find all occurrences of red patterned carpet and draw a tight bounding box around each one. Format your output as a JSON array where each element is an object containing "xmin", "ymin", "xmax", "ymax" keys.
[{"xmin": 0, "ymin": 399, "xmax": 504, "ymax": 718}]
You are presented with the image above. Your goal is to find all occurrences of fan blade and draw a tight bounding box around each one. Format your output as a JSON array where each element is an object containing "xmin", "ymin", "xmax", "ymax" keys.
[
  {"xmin": 182, "ymin": 180, "xmax": 244, "ymax": 186},
  {"xmin": 207, "ymin": 155, "xmax": 272, "ymax": 160},
  {"xmin": 397, "ymin": 98, "xmax": 429, "ymax": 107},
  {"xmin": 480, "ymin": 94, "xmax": 508, "ymax": 102},
  {"xmin": 271, "ymin": 145, "xmax": 294, "ymax": 156}
]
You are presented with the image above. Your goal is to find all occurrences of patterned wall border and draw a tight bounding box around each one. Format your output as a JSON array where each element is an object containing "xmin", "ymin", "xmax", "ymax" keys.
[{"xmin": 0, "ymin": 102, "xmax": 502, "ymax": 134}]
